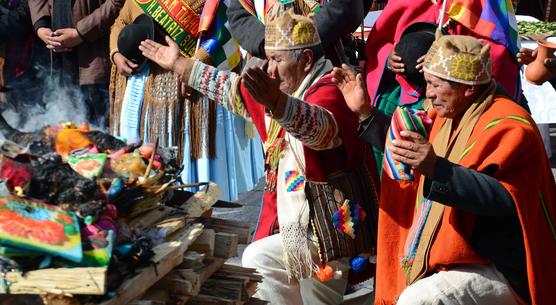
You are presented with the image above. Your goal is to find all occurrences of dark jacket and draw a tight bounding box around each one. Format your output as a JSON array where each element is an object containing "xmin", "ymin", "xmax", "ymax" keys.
[
  {"xmin": 227, "ymin": 0, "xmax": 370, "ymax": 58},
  {"xmin": 0, "ymin": 0, "xmax": 32, "ymax": 40},
  {"xmin": 29, "ymin": 0, "xmax": 125, "ymax": 85}
]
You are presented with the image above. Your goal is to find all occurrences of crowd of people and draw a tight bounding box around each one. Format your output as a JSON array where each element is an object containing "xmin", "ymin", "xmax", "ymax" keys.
[{"xmin": 2, "ymin": 0, "xmax": 556, "ymax": 304}]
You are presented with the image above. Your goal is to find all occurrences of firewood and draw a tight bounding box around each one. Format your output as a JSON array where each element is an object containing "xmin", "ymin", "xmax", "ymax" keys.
[
  {"xmin": 1, "ymin": 267, "xmax": 106, "ymax": 295},
  {"xmin": 201, "ymin": 218, "xmax": 251, "ymax": 244},
  {"xmin": 213, "ymin": 233, "xmax": 238, "ymax": 259},
  {"xmin": 189, "ymin": 229, "xmax": 215, "ymax": 256}
]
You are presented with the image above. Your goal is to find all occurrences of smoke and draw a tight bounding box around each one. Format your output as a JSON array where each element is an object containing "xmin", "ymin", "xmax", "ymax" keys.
[
  {"xmin": 1, "ymin": 60, "xmax": 105, "ymax": 136},
  {"xmin": 3, "ymin": 78, "xmax": 88, "ymax": 132}
]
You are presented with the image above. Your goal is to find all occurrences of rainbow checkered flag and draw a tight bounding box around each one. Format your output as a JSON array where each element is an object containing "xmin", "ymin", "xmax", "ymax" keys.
[
  {"xmin": 447, "ymin": 0, "xmax": 520, "ymax": 55},
  {"xmin": 199, "ymin": 0, "xmax": 242, "ymax": 70}
]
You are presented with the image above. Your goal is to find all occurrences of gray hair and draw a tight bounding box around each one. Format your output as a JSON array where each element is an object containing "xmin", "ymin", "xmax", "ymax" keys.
[{"xmin": 288, "ymin": 45, "xmax": 324, "ymax": 62}]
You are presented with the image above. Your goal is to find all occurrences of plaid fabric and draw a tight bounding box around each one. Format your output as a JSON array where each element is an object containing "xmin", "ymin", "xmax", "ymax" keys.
[{"xmin": 199, "ymin": 0, "xmax": 242, "ymax": 70}]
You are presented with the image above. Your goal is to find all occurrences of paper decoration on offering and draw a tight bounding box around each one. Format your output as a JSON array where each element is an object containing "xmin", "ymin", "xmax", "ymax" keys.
[
  {"xmin": 332, "ymin": 200, "xmax": 366, "ymax": 239},
  {"xmin": 55, "ymin": 128, "xmax": 93, "ymax": 156},
  {"xmin": 82, "ymin": 230, "xmax": 115, "ymax": 267},
  {"xmin": 0, "ymin": 192, "xmax": 82, "ymax": 262},
  {"xmin": 383, "ymin": 106, "xmax": 432, "ymax": 181},
  {"xmin": 68, "ymin": 153, "xmax": 108, "ymax": 179}
]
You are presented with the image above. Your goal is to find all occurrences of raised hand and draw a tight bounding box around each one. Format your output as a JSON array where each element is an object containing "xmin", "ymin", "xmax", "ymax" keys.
[
  {"xmin": 387, "ymin": 50, "xmax": 405, "ymax": 74},
  {"xmin": 331, "ymin": 64, "xmax": 373, "ymax": 121},
  {"xmin": 390, "ymin": 130, "xmax": 437, "ymax": 178},
  {"xmin": 241, "ymin": 60, "xmax": 285, "ymax": 115},
  {"xmin": 517, "ymin": 48, "xmax": 537, "ymax": 65},
  {"xmin": 139, "ymin": 36, "xmax": 181, "ymax": 72}
]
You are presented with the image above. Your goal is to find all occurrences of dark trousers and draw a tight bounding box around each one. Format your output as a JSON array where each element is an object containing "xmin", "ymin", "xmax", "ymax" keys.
[{"xmin": 81, "ymin": 83, "xmax": 109, "ymax": 128}]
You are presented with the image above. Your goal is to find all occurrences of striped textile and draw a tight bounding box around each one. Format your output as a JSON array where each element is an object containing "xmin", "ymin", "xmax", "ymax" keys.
[
  {"xmin": 199, "ymin": 0, "xmax": 242, "ymax": 70},
  {"xmin": 119, "ymin": 65, "xmax": 150, "ymax": 143},
  {"xmin": 447, "ymin": 0, "xmax": 520, "ymax": 55},
  {"xmin": 275, "ymin": 96, "xmax": 340, "ymax": 151},
  {"xmin": 383, "ymin": 106, "xmax": 431, "ymax": 181},
  {"xmin": 401, "ymin": 198, "xmax": 433, "ymax": 272}
]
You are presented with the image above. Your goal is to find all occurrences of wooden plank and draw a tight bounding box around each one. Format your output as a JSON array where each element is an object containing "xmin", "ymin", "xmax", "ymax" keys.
[
  {"xmin": 99, "ymin": 242, "xmax": 183, "ymax": 305},
  {"xmin": 176, "ymin": 257, "xmax": 226, "ymax": 305},
  {"xmin": 181, "ymin": 183, "xmax": 223, "ymax": 218},
  {"xmin": 213, "ymin": 233, "xmax": 238, "ymax": 259},
  {"xmin": 244, "ymin": 298, "xmax": 268, "ymax": 305},
  {"xmin": 198, "ymin": 278, "xmax": 246, "ymax": 302},
  {"xmin": 214, "ymin": 265, "xmax": 262, "ymax": 283},
  {"xmin": 128, "ymin": 301, "xmax": 165, "ymax": 305},
  {"xmin": 186, "ymin": 294, "xmax": 236, "ymax": 305},
  {"xmin": 128, "ymin": 205, "xmax": 177, "ymax": 230},
  {"xmin": 181, "ymin": 251, "xmax": 206, "ymax": 270},
  {"xmin": 154, "ymin": 269, "xmax": 201, "ymax": 296},
  {"xmin": 189, "ymin": 229, "xmax": 215, "ymax": 256},
  {"xmin": 100, "ymin": 222, "xmax": 205, "ymax": 305},
  {"xmin": 202, "ymin": 218, "xmax": 251, "ymax": 244},
  {"xmin": 1, "ymin": 267, "xmax": 106, "ymax": 295},
  {"xmin": 169, "ymin": 223, "xmax": 205, "ymax": 253}
]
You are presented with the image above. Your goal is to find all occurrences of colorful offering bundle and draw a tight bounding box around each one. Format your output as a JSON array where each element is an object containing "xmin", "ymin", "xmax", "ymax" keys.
[{"xmin": 383, "ymin": 106, "xmax": 432, "ymax": 181}]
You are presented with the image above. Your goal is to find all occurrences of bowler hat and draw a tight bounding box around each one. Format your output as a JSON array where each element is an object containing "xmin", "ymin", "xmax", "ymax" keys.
[
  {"xmin": 117, "ymin": 14, "xmax": 154, "ymax": 73},
  {"xmin": 395, "ymin": 22, "xmax": 445, "ymax": 85}
]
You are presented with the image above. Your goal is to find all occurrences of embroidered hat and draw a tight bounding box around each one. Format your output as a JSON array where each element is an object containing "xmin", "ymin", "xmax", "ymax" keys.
[
  {"xmin": 264, "ymin": 9, "xmax": 321, "ymax": 51},
  {"xmin": 423, "ymin": 35, "xmax": 492, "ymax": 85}
]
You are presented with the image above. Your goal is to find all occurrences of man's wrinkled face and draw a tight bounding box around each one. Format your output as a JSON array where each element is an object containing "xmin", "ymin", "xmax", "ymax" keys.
[
  {"xmin": 265, "ymin": 49, "xmax": 308, "ymax": 94},
  {"xmin": 424, "ymin": 73, "xmax": 471, "ymax": 119}
]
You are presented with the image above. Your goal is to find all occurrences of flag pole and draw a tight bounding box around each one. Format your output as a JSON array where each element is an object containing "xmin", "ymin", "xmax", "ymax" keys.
[
  {"xmin": 196, "ymin": 32, "xmax": 203, "ymax": 53},
  {"xmin": 438, "ymin": 0, "xmax": 448, "ymax": 30}
]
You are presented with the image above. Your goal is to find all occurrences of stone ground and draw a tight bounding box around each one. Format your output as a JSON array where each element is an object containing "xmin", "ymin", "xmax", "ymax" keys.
[{"xmin": 212, "ymin": 124, "xmax": 556, "ymax": 305}]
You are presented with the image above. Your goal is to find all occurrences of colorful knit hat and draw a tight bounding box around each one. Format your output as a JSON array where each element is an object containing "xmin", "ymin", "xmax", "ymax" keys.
[
  {"xmin": 264, "ymin": 9, "xmax": 321, "ymax": 51},
  {"xmin": 423, "ymin": 35, "xmax": 492, "ymax": 85}
]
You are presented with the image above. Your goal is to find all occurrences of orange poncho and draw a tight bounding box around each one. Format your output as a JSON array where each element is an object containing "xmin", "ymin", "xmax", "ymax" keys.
[{"xmin": 375, "ymin": 97, "xmax": 556, "ymax": 305}]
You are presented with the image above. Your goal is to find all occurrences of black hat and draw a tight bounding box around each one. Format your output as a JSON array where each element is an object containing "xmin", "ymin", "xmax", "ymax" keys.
[
  {"xmin": 394, "ymin": 22, "xmax": 445, "ymax": 85},
  {"xmin": 117, "ymin": 14, "xmax": 154, "ymax": 73}
]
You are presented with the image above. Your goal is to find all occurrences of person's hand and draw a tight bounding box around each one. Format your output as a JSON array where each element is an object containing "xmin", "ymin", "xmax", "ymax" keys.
[
  {"xmin": 51, "ymin": 28, "xmax": 83, "ymax": 48},
  {"xmin": 331, "ymin": 64, "xmax": 373, "ymax": 121},
  {"xmin": 113, "ymin": 52, "xmax": 139, "ymax": 76},
  {"xmin": 390, "ymin": 130, "xmax": 437, "ymax": 178},
  {"xmin": 241, "ymin": 60, "xmax": 284, "ymax": 114},
  {"xmin": 544, "ymin": 57, "xmax": 556, "ymax": 72},
  {"xmin": 37, "ymin": 27, "xmax": 62, "ymax": 48},
  {"xmin": 416, "ymin": 55, "xmax": 425, "ymax": 73},
  {"xmin": 140, "ymin": 36, "xmax": 181, "ymax": 72},
  {"xmin": 387, "ymin": 50, "xmax": 405, "ymax": 74},
  {"xmin": 517, "ymin": 48, "xmax": 537, "ymax": 65}
]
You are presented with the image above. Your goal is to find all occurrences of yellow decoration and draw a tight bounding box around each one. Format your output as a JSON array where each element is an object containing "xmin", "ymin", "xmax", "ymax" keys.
[
  {"xmin": 265, "ymin": 9, "xmax": 321, "ymax": 51},
  {"xmin": 292, "ymin": 21, "xmax": 315, "ymax": 46},
  {"xmin": 423, "ymin": 35, "xmax": 491, "ymax": 85}
]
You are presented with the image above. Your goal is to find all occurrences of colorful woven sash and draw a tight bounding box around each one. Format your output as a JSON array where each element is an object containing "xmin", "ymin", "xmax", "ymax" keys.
[
  {"xmin": 134, "ymin": 0, "xmax": 201, "ymax": 56},
  {"xmin": 263, "ymin": 119, "xmax": 284, "ymax": 192},
  {"xmin": 383, "ymin": 106, "xmax": 431, "ymax": 181}
]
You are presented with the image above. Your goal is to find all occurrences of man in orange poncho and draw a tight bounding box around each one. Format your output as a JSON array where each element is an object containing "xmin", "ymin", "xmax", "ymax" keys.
[{"xmin": 335, "ymin": 34, "xmax": 556, "ymax": 305}]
